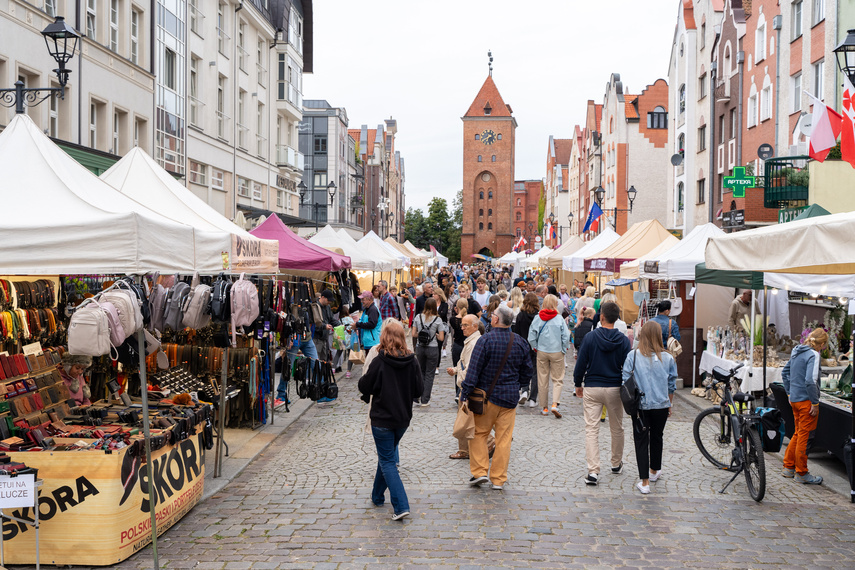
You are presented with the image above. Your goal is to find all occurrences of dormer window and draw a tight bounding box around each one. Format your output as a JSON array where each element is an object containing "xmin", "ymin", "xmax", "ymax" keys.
[{"xmin": 484, "ymin": 103, "xmax": 492, "ymax": 115}]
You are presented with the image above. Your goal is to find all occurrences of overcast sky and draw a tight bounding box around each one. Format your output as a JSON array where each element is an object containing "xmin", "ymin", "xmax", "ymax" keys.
[{"xmin": 304, "ymin": 1, "xmax": 678, "ymax": 214}]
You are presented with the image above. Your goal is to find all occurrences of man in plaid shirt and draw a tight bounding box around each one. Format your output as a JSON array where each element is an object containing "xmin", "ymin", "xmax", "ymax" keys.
[
  {"xmin": 377, "ymin": 280, "xmax": 401, "ymax": 321},
  {"xmin": 460, "ymin": 305, "xmax": 532, "ymax": 490}
]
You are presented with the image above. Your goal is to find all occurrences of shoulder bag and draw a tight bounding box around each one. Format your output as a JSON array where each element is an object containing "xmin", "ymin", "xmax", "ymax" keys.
[
  {"xmin": 667, "ymin": 320, "xmax": 683, "ymax": 358},
  {"xmin": 467, "ymin": 334, "xmax": 514, "ymax": 415},
  {"xmin": 620, "ymin": 350, "xmax": 644, "ymax": 419}
]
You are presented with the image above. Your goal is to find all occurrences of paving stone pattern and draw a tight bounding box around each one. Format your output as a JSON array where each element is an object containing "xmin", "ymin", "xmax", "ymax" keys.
[{"xmin": 27, "ymin": 352, "xmax": 855, "ymax": 569}]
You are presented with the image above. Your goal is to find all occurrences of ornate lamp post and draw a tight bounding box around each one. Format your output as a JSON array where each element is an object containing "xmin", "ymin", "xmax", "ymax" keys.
[
  {"xmin": 834, "ymin": 29, "xmax": 855, "ymax": 86},
  {"xmin": 594, "ymin": 185, "xmax": 638, "ymax": 230}
]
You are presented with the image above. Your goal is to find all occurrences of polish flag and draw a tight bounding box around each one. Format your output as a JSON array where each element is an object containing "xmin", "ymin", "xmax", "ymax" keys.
[
  {"xmin": 807, "ymin": 93, "xmax": 843, "ymax": 162},
  {"xmin": 842, "ymin": 75, "xmax": 855, "ymax": 169},
  {"xmin": 513, "ymin": 236, "xmax": 526, "ymax": 251}
]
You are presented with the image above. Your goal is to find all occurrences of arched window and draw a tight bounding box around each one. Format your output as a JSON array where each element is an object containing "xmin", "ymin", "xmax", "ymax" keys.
[
  {"xmin": 488, "ymin": 190, "xmax": 493, "ymax": 199},
  {"xmin": 479, "ymin": 208, "xmax": 484, "ymax": 216},
  {"xmin": 679, "ymin": 84, "xmax": 686, "ymax": 113},
  {"xmin": 497, "ymin": 134, "xmax": 502, "ymax": 140},
  {"xmin": 477, "ymin": 155, "xmax": 482, "ymax": 162},
  {"xmin": 516, "ymin": 212, "xmax": 522, "ymax": 221},
  {"xmin": 475, "ymin": 134, "xmax": 480, "ymax": 140},
  {"xmin": 517, "ymin": 198, "xmax": 521, "ymax": 206},
  {"xmin": 479, "ymin": 222, "xmax": 484, "ymax": 230},
  {"xmin": 491, "ymin": 155, "xmax": 496, "ymax": 162},
  {"xmin": 488, "ymin": 208, "xmax": 492, "ymax": 216},
  {"xmin": 488, "ymin": 222, "xmax": 493, "ymax": 230},
  {"xmin": 677, "ymin": 182, "xmax": 684, "ymax": 213},
  {"xmin": 479, "ymin": 191, "xmax": 484, "ymax": 199},
  {"xmin": 610, "ymin": 117, "xmax": 614, "ymax": 133},
  {"xmin": 516, "ymin": 228, "xmax": 521, "ymax": 237}
]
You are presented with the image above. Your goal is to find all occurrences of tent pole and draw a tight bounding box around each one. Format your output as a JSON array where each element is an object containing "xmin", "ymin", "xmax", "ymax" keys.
[
  {"xmin": 216, "ymin": 348, "xmax": 228, "ymax": 478},
  {"xmin": 135, "ymin": 291, "xmax": 158, "ymax": 569},
  {"xmin": 763, "ymin": 286, "xmax": 768, "ymax": 406},
  {"xmin": 749, "ymin": 289, "xmax": 756, "ymax": 391},
  {"xmin": 693, "ymin": 283, "xmax": 697, "ymax": 389}
]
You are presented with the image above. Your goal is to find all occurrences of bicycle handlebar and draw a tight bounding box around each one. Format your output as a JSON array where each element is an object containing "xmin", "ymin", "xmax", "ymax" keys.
[{"xmin": 731, "ymin": 363, "xmax": 745, "ymax": 373}]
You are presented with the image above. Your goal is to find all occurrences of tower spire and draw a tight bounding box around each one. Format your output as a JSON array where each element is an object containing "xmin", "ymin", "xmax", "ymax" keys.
[{"xmin": 488, "ymin": 50, "xmax": 493, "ymax": 77}]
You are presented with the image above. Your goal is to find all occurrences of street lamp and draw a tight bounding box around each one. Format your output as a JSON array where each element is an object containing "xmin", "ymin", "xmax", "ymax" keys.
[
  {"xmin": 0, "ymin": 17, "xmax": 80, "ymax": 114},
  {"xmin": 297, "ymin": 181, "xmax": 307, "ymax": 203},
  {"xmin": 387, "ymin": 212, "xmax": 395, "ymax": 239},
  {"xmin": 568, "ymin": 212, "xmax": 574, "ymax": 236},
  {"xmin": 594, "ymin": 185, "xmax": 638, "ymax": 229},
  {"xmin": 834, "ymin": 29, "xmax": 855, "ymax": 86},
  {"xmin": 528, "ymin": 221, "xmax": 534, "ymax": 250},
  {"xmin": 371, "ymin": 210, "xmax": 377, "ymax": 232}
]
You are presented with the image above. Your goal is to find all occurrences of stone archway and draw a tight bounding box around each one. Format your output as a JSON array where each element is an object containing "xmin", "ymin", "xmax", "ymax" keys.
[{"xmin": 478, "ymin": 246, "xmax": 494, "ymax": 258}]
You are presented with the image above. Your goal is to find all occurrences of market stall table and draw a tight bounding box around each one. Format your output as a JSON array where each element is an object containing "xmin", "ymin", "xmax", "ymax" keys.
[
  {"xmin": 769, "ymin": 383, "xmax": 853, "ymax": 462},
  {"xmin": 698, "ymin": 351, "xmax": 783, "ymax": 392}
]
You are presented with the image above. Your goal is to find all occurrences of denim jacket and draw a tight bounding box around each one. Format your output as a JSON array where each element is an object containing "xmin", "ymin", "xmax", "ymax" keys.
[
  {"xmin": 528, "ymin": 314, "xmax": 571, "ymax": 354},
  {"xmin": 622, "ymin": 349, "xmax": 677, "ymax": 410}
]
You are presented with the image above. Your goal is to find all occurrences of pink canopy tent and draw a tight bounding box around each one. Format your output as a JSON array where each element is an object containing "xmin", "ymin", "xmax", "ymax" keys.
[{"xmin": 249, "ymin": 215, "xmax": 351, "ymax": 272}]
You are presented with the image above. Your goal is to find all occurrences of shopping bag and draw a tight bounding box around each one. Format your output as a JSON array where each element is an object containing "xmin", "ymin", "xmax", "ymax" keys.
[
  {"xmin": 332, "ymin": 325, "xmax": 346, "ymax": 350},
  {"xmin": 452, "ymin": 403, "xmax": 475, "ymax": 440},
  {"xmin": 349, "ymin": 345, "xmax": 366, "ymax": 365}
]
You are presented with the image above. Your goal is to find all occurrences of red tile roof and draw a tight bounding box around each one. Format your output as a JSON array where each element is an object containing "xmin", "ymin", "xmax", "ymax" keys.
[
  {"xmin": 624, "ymin": 95, "xmax": 639, "ymax": 119},
  {"xmin": 553, "ymin": 139, "xmax": 573, "ymax": 164},
  {"xmin": 465, "ymin": 75, "xmax": 513, "ymax": 118},
  {"xmin": 683, "ymin": 0, "xmax": 696, "ymax": 30}
]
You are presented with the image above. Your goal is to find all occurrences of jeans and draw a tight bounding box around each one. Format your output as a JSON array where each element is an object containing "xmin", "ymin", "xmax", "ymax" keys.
[
  {"xmin": 631, "ymin": 408, "xmax": 670, "ymax": 480},
  {"xmin": 279, "ymin": 337, "xmax": 319, "ymax": 399},
  {"xmin": 526, "ymin": 349, "xmax": 538, "ymax": 401},
  {"xmin": 415, "ymin": 344, "xmax": 439, "ymax": 404},
  {"xmin": 371, "ymin": 426, "xmax": 409, "ymax": 515}
]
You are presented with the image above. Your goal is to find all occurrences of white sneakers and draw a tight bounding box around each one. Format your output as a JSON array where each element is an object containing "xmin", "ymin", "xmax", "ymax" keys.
[
  {"xmin": 649, "ymin": 470, "xmax": 662, "ymax": 482},
  {"xmin": 442, "ymin": 349, "xmax": 447, "ymax": 358},
  {"xmin": 527, "ymin": 400, "xmax": 537, "ymax": 408},
  {"xmin": 636, "ymin": 481, "xmax": 650, "ymax": 494},
  {"xmin": 518, "ymin": 391, "xmax": 529, "ymax": 405}
]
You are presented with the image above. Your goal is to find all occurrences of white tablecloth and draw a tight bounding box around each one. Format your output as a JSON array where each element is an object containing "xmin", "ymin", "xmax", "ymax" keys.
[{"xmin": 699, "ymin": 351, "xmax": 783, "ymax": 392}]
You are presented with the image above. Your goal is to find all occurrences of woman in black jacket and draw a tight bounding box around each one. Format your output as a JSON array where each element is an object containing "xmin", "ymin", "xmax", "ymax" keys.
[
  {"xmin": 574, "ymin": 307, "xmax": 596, "ymax": 352},
  {"xmin": 358, "ymin": 320, "xmax": 424, "ymax": 521},
  {"xmin": 512, "ymin": 292, "xmax": 540, "ymax": 406}
]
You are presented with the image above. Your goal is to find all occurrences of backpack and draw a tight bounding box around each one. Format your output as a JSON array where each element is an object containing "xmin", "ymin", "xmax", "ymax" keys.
[
  {"xmin": 101, "ymin": 290, "xmax": 139, "ymax": 338},
  {"xmin": 182, "ymin": 284, "xmax": 212, "ymax": 329},
  {"xmin": 417, "ymin": 315, "xmax": 439, "ymax": 346},
  {"xmin": 756, "ymin": 407, "xmax": 785, "ymax": 452},
  {"xmin": 620, "ymin": 350, "xmax": 644, "ymax": 418},
  {"xmin": 116, "ymin": 279, "xmax": 148, "ymax": 329},
  {"xmin": 97, "ymin": 300, "xmax": 127, "ymax": 348},
  {"xmin": 163, "ymin": 281, "xmax": 191, "ymax": 330},
  {"xmin": 231, "ymin": 273, "xmax": 260, "ymax": 345},
  {"xmin": 68, "ymin": 305, "xmax": 112, "ymax": 357},
  {"xmin": 150, "ymin": 283, "xmax": 169, "ymax": 332},
  {"xmin": 210, "ymin": 274, "xmax": 232, "ymax": 322}
]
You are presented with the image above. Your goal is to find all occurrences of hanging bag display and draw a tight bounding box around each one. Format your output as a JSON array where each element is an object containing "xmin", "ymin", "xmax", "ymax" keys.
[
  {"xmin": 163, "ymin": 281, "xmax": 191, "ymax": 331},
  {"xmin": 68, "ymin": 304, "xmax": 111, "ymax": 357},
  {"xmin": 210, "ymin": 273, "xmax": 232, "ymax": 322},
  {"xmin": 231, "ymin": 272, "xmax": 260, "ymax": 345},
  {"xmin": 183, "ymin": 283, "xmax": 213, "ymax": 329},
  {"xmin": 667, "ymin": 282, "xmax": 683, "ymax": 317},
  {"xmin": 101, "ymin": 289, "xmax": 139, "ymax": 339},
  {"xmin": 149, "ymin": 282, "xmax": 169, "ymax": 332}
]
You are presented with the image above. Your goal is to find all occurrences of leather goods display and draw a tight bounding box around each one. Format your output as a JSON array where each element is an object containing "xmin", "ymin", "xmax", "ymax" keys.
[
  {"xmin": 68, "ymin": 304, "xmax": 112, "ymax": 356},
  {"xmin": 182, "ymin": 283, "xmax": 212, "ymax": 329},
  {"xmin": 467, "ymin": 334, "xmax": 514, "ymax": 415}
]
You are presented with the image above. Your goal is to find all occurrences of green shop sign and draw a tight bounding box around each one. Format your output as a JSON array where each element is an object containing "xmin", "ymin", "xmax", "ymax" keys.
[
  {"xmin": 723, "ymin": 166, "xmax": 756, "ymax": 198},
  {"xmin": 778, "ymin": 206, "xmax": 807, "ymax": 224}
]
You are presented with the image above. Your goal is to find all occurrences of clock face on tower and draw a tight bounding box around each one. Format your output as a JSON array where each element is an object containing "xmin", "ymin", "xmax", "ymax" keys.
[{"xmin": 481, "ymin": 129, "xmax": 497, "ymax": 145}]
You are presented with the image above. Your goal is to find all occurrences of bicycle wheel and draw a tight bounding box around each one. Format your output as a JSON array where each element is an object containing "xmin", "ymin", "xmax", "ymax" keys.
[
  {"xmin": 743, "ymin": 426, "xmax": 766, "ymax": 502},
  {"xmin": 693, "ymin": 407, "xmax": 734, "ymax": 470}
]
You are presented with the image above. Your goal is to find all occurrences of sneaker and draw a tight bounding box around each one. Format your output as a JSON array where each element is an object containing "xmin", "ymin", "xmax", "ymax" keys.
[
  {"xmin": 782, "ymin": 467, "xmax": 795, "ymax": 478},
  {"xmin": 491, "ymin": 483, "xmax": 503, "ymax": 490},
  {"xmin": 541, "ymin": 407, "xmax": 549, "ymax": 416},
  {"xmin": 454, "ymin": 396, "xmax": 460, "ymax": 404},
  {"xmin": 420, "ymin": 402, "xmax": 430, "ymax": 407},
  {"xmin": 636, "ymin": 481, "xmax": 650, "ymax": 494},
  {"xmin": 335, "ymin": 366, "xmax": 342, "ymax": 373},
  {"xmin": 442, "ymin": 349, "xmax": 448, "ymax": 358},
  {"xmin": 795, "ymin": 472, "xmax": 823, "ymax": 485},
  {"xmin": 469, "ymin": 475, "xmax": 489, "ymax": 486},
  {"xmin": 391, "ymin": 511, "xmax": 410, "ymax": 521},
  {"xmin": 274, "ymin": 398, "xmax": 286, "ymax": 407},
  {"xmin": 317, "ymin": 397, "xmax": 332, "ymax": 403},
  {"xmin": 435, "ymin": 368, "xmax": 440, "ymax": 375},
  {"xmin": 585, "ymin": 473, "xmax": 599, "ymax": 485},
  {"xmin": 611, "ymin": 462, "xmax": 623, "ymax": 475},
  {"xmin": 649, "ymin": 470, "xmax": 662, "ymax": 482},
  {"xmin": 551, "ymin": 404, "xmax": 562, "ymax": 419},
  {"xmin": 518, "ymin": 391, "xmax": 529, "ymax": 405},
  {"xmin": 345, "ymin": 371, "xmax": 351, "ymax": 379},
  {"xmin": 527, "ymin": 400, "xmax": 537, "ymax": 408}
]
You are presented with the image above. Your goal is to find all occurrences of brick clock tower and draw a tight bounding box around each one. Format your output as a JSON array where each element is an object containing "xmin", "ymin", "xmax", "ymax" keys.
[{"xmin": 461, "ymin": 75, "xmax": 517, "ymax": 260}]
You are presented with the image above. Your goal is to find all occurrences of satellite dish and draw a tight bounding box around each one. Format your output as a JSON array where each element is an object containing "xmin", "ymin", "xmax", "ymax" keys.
[
  {"xmin": 757, "ymin": 143, "xmax": 774, "ymax": 159},
  {"xmin": 670, "ymin": 153, "xmax": 683, "ymax": 166},
  {"xmin": 799, "ymin": 113, "xmax": 813, "ymax": 136}
]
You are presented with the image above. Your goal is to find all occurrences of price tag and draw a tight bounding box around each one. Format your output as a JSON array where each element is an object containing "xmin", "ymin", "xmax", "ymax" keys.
[{"xmin": 0, "ymin": 474, "xmax": 35, "ymax": 508}]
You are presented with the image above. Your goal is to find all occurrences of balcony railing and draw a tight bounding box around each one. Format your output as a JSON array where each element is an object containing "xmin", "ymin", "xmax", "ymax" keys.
[
  {"xmin": 189, "ymin": 96, "xmax": 204, "ymax": 128},
  {"xmin": 256, "ymin": 134, "xmax": 267, "ymax": 158},
  {"xmin": 763, "ymin": 156, "xmax": 809, "ymax": 208},
  {"xmin": 256, "ymin": 63, "xmax": 266, "ymax": 86},
  {"xmin": 275, "ymin": 144, "xmax": 304, "ymax": 171},
  {"xmin": 189, "ymin": 4, "xmax": 204, "ymax": 36},
  {"xmin": 237, "ymin": 123, "xmax": 249, "ymax": 150},
  {"xmin": 237, "ymin": 45, "xmax": 248, "ymax": 72},
  {"xmin": 714, "ymin": 78, "xmax": 730, "ymax": 102},
  {"xmin": 217, "ymin": 28, "xmax": 230, "ymax": 56}
]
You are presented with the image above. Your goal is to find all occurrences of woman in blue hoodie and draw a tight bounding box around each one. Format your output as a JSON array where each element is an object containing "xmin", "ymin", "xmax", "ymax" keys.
[
  {"xmin": 781, "ymin": 328, "xmax": 828, "ymax": 485},
  {"xmin": 622, "ymin": 321, "xmax": 677, "ymax": 495}
]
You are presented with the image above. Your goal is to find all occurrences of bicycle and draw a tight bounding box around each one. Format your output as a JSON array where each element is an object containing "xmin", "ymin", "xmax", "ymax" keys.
[{"xmin": 692, "ymin": 363, "xmax": 766, "ymax": 502}]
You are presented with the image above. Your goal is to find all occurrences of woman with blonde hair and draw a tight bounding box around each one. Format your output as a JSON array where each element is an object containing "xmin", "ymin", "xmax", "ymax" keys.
[
  {"xmin": 509, "ymin": 286, "xmax": 524, "ymax": 317},
  {"xmin": 622, "ymin": 321, "xmax": 677, "ymax": 494},
  {"xmin": 358, "ymin": 319, "xmax": 424, "ymax": 520},
  {"xmin": 781, "ymin": 328, "xmax": 829, "ymax": 485},
  {"xmin": 527, "ymin": 294, "xmax": 571, "ymax": 418},
  {"xmin": 577, "ymin": 285, "xmax": 597, "ymax": 322}
]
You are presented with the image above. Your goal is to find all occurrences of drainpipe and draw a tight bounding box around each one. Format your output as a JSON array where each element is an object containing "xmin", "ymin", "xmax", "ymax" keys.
[
  {"xmin": 77, "ymin": 0, "xmax": 82, "ymax": 145},
  {"xmin": 773, "ymin": 15, "xmax": 782, "ymax": 157},
  {"xmin": 232, "ymin": 0, "xmax": 242, "ymax": 220},
  {"xmin": 708, "ymin": 61, "xmax": 717, "ymax": 223},
  {"xmin": 737, "ymin": 50, "xmax": 744, "ymax": 177}
]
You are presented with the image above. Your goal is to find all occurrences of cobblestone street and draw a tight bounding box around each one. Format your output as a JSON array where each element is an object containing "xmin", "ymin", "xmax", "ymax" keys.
[{"xmin": 94, "ymin": 354, "xmax": 855, "ymax": 569}]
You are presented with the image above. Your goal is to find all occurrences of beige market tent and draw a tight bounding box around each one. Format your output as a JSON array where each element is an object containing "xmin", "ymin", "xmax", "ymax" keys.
[
  {"xmin": 585, "ymin": 219, "xmax": 675, "ymax": 273},
  {"xmin": 543, "ymin": 236, "xmax": 586, "ymax": 269},
  {"xmin": 618, "ymin": 233, "xmax": 680, "ymax": 279},
  {"xmin": 403, "ymin": 240, "xmax": 429, "ymax": 262}
]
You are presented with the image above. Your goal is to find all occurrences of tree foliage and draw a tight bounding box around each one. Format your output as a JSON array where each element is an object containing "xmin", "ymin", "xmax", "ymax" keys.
[
  {"xmin": 402, "ymin": 191, "xmax": 462, "ymax": 262},
  {"xmin": 537, "ymin": 181, "xmax": 546, "ymax": 234}
]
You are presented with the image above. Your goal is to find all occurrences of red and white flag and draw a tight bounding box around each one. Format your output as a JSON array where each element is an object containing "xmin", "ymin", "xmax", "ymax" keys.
[
  {"xmin": 807, "ymin": 93, "xmax": 843, "ymax": 163},
  {"xmin": 842, "ymin": 75, "xmax": 855, "ymax": 169},
  {"xmin": 513, "ymin": 236, "xmax": 526, "ymax": 251}
]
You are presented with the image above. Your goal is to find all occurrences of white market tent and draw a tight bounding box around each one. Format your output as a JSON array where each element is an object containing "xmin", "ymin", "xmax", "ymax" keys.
[
  {"xmin": 519, "ymin": 247, "xmax": 553, "ymax": 270},
  {"xmin": 0, "ymin": 114, "xmax": 217, "ymax": 274},
  {"xmin": 563, "ymin": 228, "xmax": 621, "ymax": 272},
  {"xmin": 100, "ymin": 148, "xmax": 279, "ymax": 273},
  {"xmin": 639, "ymin": 223, "xmax": 724, "ymax": 281},
  {"xmin": 619, "ymin": 233, "xmax": 680, "ymax": 280},
  {"xmin": 358, "ymin": 231, "xmax": 407, "ymax": 269},
  {"xmin": 310, "ymin": 225, "xmax": 391, "ymax": 272},
  {"xmin": 403, "ymin": 240, "xmax": 429, "ymax": 263},
  {"xmin": 496, "ymin": 251, "xmax": 523, "ymax": 264},
  {"xmin": 543, "ymin": 236, "xmax": 586, "ymax": 269}
]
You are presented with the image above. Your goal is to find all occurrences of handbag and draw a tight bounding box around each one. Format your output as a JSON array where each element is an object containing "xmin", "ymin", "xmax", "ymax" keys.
[
  {"xmin": 620, "ymin": 350, "xmax": 644, "ymax": 418},
  {"xmin": 467, "ymin": 334, "xmax": 514, "ymax": 415},
  {"xmin": 667, "ymin": 320, "xmax": 683, "ymax": 358},
  {"xmin": 452, "ymin": 404, "xmax": 475, "ymax": 439}
]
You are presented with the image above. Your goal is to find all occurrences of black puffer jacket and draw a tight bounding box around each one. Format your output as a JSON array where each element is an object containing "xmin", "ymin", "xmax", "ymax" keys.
[
  {"xmin": 513, "ymin": 309, "xmax": 537, "ymax": 343},
  {"xmin": 358, "ymin": 351, "xmax": 424, "ymax": 429}
]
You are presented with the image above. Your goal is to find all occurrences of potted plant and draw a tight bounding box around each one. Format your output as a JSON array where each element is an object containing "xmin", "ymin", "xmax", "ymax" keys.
[
  {"xmin": 773, "ymin": 167, "xmax": 795, "ymax": 188},
  {"xmin": 787, "ymin": 168, "xmax": 809, "ymax": 188}
]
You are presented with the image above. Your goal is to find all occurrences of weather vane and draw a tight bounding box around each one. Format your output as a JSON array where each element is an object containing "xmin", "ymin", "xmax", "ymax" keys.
[{"xmin": 488, "ymin": 50, "xmax": 493, "ymax": 76}]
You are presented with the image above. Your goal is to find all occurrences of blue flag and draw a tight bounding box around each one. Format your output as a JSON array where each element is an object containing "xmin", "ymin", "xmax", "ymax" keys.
[{"xmin": 582, "ymin": 203, "xmax": 603, "ymax": 233}]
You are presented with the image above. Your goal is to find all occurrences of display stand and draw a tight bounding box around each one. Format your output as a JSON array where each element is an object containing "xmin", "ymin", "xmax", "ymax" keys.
[{"xmin": 0, "ymin": 477, "xmax": 42, "ymax": 570}]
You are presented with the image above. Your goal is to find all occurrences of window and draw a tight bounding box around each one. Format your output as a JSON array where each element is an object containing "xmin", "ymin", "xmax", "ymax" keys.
[
  {"xmin": 257, "ymin": 39, "xmax": 265, "ymax": 84},
  {"xmin": 488, "ymin": 223, "xmax": 493, "ymax": 230},
  {"xmin": 257, "ymin": 103, "xmax": 264, "ymax": 156},
  {"xmin": 89, "ymin": 102, "xmax": 97, "ymax": 147},
  {"xmin": 477, "ymin": 155, "xmax": 482, "ymax": 162},
  {"xmin": 697, "ymin": 179, "xmax": 706, "ymax": 204},
  {"xmin": 497, "ymin": 134, "xmax": 502, "ymax": 140},
  {"xmin": 760, "ymin": 85, "xmax": 772, "ymax": 121},
  {"xmin": 700, "ymin": 23, "xmax": 706, "ymax": 49},
  {"xmin": 488, "ymin": 190, "xmax": 493, "ymax": 199},
  {"xmin": 792, "ymin": 1, "xmax": 803, "ymax": 39},
  {"xmin": 755, "ymin": 23, "xmax": 766, "ymax": 62},
  {"xmin": 237, "ymin": 177, "xmax": 250, "ymax": 197},
  {"xmin": 677, "ymin": 182, "xmax": 684, "ymax": 213},
  {"xmin": 516, "ymin": 212, "xmax": 521, "ymax": 221},
  {"xmin": 130, "ymin": 10, "xmax": 139, "ymax": 64},
  {"xmin": 678, "ymin": 133, "xmax": 685, "ymax": 158},
  {"xmin": 813, "ymin": 0, "xmax": 824, "ymax": 25},
  {"xmin": 237, "ymin": 90, "xmax": 246, "ymax": 148},
  {"xmin": 134, "ymin": 117, "xmax": 141, "ymax": 147},
  {"xmin": 491, "ymin": 155, "xmax": 496, "ymax": 162},
  {"xmin": 163, "ymin": 49, "xmax": 176, "ymax": 90},
  {"xmin": 314, "ymin": 136, "xmax": 327, "ymax": 154},
  {"xmin": 730, "ymin": 109, "xmax": 737, "ymax": 140},
  {"xmin": 516, "ymin": 228, "xmax": 521, "ymax": 237},
  {"xmin": 718, "ymin": 114, "xmax": 725, "ymax": 145},
  {"xmin": 189, "ymin": 57, "xmax": 199, "ymax": 126},
  {"xmin": 313, "ymin": 171, "xmax": 327, "ymax": 187},
  {"xmin": 474, "ymin": 134, "xmax": 480, "ymax": 140},
  {"xmin": 748, "ymin": 94, "xmax": 758, "ymax": 126},
  {"xmin": 252, "ymin": 183, "xmax": 263, "ymax": 200},
  {"xmin": 647, "ymin": 106, "xmax": 667, "ymax": 129},
  {"xmin": 679, "ymin": 84, "xmax": 686, "ymax": 113},
  {"xmin": 189, "ymin": 161, "xmax": 207, "ymax": 185},
  {"xmin": 109, "ymin": 0, "xmax": 119, "ymax": 52},
  {"xmin": 49, "ymin": 87, "xmax": 58, "ymax": 137},
  {"xmin": 217, "ymin": 3, "xmax": 228, "ymax": 55},
  {"xmin": 813, "ymin": 60, "xmax": 824, "ymax": 100},
  {"xmin": 238, "ymin": 22, "xmax": 246, "ymax": 71},
  {"xmin": 86, "ymin": 0, "xmax": 96, "ymax": 39},
  {"xmin": 479, "ymin": 222, "xmax": 484, "ymax": 230},
  {"xmin": 189, "ymin": 0, "xmax": 202, "ymax": 36},
  {"xmin": 212, "ymin": 168, "xmax": 224, "ymax": 190},
  {"xmin": 112, "ymin": 111, "xmax": 120, "ymax": 154},
  {"xmin": 44, "ymin": 0, "xmax": 56, "ymax": 17},
  {"xmin": 698, "ymin": 125, "xmax": 707, "ymax": 150},
  {"xmin": 217, "ymin": 75, "xmax": 226, "ymax": 139},
  {"xmin": 479, "ymin": 191, "xmax": 484, "ymax": 199},
  {"xmin": 479, "ymin": 208, "xmax": 483, "ymax": 216},
  {"xmin": 488, "ymin": 208, "xmax": 492, "ymax": 216},
  {"xmin": 791, "ymin": 73, "xmax": 802, "ymax": 113}
]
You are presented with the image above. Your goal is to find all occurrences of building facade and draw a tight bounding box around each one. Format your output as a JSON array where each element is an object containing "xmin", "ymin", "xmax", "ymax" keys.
[
  {"xmin": 512, "ymin": 180, "xmax": 542, "ymax": 249},
  {"xmin": 350, "ymin": 122, "xmax": 403, "ymax": 239},
  {"xmin": 544, "ymin": 136, "xmax": 572, "ymax": 247},
  {"xmin": 461, "ymin": 75, "xmax": 517, "ymax": 259}
]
